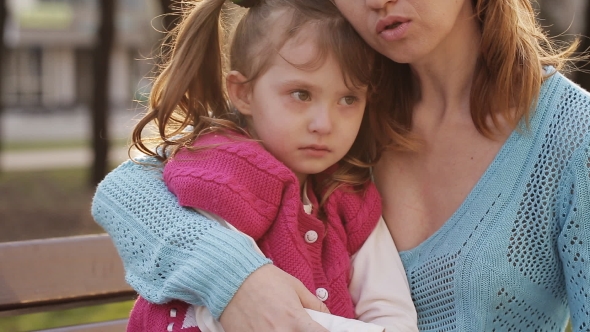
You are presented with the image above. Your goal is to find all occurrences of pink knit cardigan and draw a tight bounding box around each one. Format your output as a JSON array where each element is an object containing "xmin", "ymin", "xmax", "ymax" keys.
[{"xmin": 127, "ymin": 133, "xmax": 381, "ymax": 331}]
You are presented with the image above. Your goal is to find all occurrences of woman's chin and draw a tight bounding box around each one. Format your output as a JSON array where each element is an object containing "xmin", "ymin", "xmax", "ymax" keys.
[{"xmin": 381, "ymin": 51, "xmax": 417, "ymax": 65}]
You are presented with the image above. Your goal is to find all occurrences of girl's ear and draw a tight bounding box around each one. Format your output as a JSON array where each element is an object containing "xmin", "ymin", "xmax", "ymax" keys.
[{"xmin": 226, "ymin": 71, "xmax": 253, "ymax": 116}]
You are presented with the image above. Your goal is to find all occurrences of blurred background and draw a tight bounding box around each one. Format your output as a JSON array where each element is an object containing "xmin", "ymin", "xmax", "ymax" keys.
[
  {"xmin": 0, "ymin": 0, "xmax": 588, "ymax": 330},
  {"xmin": 1, "ymin": 0, "xmax": 161, "ymax": 244}
]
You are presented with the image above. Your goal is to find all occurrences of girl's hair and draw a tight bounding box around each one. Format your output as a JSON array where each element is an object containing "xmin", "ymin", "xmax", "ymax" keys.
[
  {"xmin": 131, "ymin": 0, "xmax": 378, "ymax": 204},
  {"xmin": 371, "ymin": 0, "xmax": 582, "ymax": 151}
]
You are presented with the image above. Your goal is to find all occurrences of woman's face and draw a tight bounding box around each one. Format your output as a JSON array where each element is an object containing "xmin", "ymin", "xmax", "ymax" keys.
[{"xmin": 333, "ymin": 0, "xmax": 479, "ymax": 65}]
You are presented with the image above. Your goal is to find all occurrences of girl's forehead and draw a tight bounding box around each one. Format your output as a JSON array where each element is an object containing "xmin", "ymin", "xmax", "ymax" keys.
[
  {"xmin": 274, "ymin": 24, "xmax": 339, "ymax": 70},
  {"xmin": 279, "ymin": 24, "xmax": 320, "ymax": 51},
  {"xmin": 263, "ymin": 19, "xmax": 326, "ymax": 62},
  {"xmin": 265, "ymin": 11, "xmax": 319, "ymax": 44}
]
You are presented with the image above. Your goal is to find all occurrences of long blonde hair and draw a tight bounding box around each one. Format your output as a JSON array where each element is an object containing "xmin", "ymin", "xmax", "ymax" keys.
[
  {"xmin": 370, "ymin": 0, "xmax": 580, "ymax": 151},
  {"xmin": 132, "ymin": 0, "xmax": 379, "ymax": 204}
]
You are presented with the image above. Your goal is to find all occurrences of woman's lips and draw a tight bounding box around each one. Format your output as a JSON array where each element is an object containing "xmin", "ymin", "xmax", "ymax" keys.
[{"xmin": 376, "ymin": 16, "xmax": 410, "ymax": 41}]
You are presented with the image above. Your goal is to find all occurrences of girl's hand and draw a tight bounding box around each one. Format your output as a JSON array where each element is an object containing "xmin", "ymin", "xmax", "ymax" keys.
[{"xmin": 219, "ymin": 264, "xmax": 330, "ymax": 332}]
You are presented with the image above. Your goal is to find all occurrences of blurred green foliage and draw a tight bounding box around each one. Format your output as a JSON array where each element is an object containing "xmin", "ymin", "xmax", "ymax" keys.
[
  {"xmin": 4, "ymin": 138, "xmax": 128, "ymax": 152},
  {"xmin": 0, "ymin": 300, "xmax": 134, "ymax": 331}
]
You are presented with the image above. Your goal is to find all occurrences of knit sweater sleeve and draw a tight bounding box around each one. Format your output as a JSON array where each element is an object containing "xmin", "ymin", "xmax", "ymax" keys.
[
  {"xmin": 557, "ymin": 140, "xmax": 590, "ymax": 331},
  {"xmin": 91, "ymin": 157, "xmax": 271, "ymax": 319}
]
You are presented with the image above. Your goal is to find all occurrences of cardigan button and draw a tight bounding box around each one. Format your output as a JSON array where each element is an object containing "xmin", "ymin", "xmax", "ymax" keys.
[
  {"xmin": 316, "ymin": 287, "xmax": 329, "ymax": 301},
  {"xmin": 304, "ymin": 230, "xmax": 318, "ymax": 243}
]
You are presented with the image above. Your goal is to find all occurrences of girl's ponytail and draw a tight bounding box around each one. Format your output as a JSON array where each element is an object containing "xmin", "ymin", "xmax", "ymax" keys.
[{"xmin": 132, "ymin": 0, "xmax": 229, "ymax": 161}]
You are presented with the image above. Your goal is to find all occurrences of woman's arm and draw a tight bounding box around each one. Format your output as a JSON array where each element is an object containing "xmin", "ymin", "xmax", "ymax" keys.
[
  {"xmin": 92, "ymin": 158, "xmax": 329, "ymax": 331},
  {"xmin": 91, "ymin": 157, "xmax": 270, "ymax": 318},
  {"xmin": 557, "ymin": 144, "xmax": 590, "ymax": 331},
  {"xmin": 349, "ymin": 218, "xmax": 419, "ymax": 332}
]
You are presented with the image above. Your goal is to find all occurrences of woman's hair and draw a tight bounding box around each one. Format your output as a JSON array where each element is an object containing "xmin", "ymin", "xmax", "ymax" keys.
[
  {"xmin": 131, "ymin": 0, "xmax": 378, "ymax": 204},
  {"xmin": 371, "ymin": 0, "xmax": 582, "ymax": 151}
]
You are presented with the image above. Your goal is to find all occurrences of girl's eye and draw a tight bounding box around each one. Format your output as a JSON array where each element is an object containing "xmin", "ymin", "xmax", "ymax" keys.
[
  {"xmin": 291, "ymin": 90, "xmax": 311, "ymax": 101},
  {"xmin": 339, "ymin": 96, "xmax": 357, "ymax": 106}
]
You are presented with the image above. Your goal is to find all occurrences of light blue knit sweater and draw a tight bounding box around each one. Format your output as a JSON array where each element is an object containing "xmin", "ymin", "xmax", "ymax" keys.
[{"xmin": 92, "ymin": 71, "xmax": 590, "ymax": 331}]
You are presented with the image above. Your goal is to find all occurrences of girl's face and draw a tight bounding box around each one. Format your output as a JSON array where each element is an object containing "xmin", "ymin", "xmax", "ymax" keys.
[
  {"xmin": 230, "ymin": 33, "xmax": 367, "ymax": 185},
  {"xmin": 333, "ymin": 0, "xmax": 479, "ymax": 65}
]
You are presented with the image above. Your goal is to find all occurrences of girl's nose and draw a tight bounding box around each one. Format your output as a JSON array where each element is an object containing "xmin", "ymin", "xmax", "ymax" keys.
[{"xmin": 308, "ymin": 107, "xmax": 332, "ymax": 135}]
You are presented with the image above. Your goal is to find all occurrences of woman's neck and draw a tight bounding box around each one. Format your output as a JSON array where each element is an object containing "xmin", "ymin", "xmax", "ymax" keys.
[{"xmin": 410, "ymin": 16, "xmax": 481, "ymax": 125}]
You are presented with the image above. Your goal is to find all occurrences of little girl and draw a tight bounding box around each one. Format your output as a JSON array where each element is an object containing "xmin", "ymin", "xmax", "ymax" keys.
[{"xmin": 123, "ymin": 0, "xmax": 417, "ymax": 331}]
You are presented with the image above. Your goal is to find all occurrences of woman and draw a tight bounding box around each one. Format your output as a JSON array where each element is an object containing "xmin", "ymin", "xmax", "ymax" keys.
[{"xmin": 92, "ymin": 0, "xmax": 590, "ymax": 330}]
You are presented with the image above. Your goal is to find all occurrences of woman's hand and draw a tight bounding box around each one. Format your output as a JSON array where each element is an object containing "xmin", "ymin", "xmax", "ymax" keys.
[{"xmin": 219, "ymin": 264, "xmax": 330, "ymax": 331}]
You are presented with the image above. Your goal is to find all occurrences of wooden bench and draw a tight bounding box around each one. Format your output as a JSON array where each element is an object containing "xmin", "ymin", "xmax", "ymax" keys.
[{"xmin": 0, "ymin": 234, "xmax": 136, "ymax": 331}]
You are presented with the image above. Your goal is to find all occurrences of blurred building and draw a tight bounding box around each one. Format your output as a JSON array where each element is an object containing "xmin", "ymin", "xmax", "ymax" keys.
[
  {"xmin": 4, "ymin": 0, "xmax": 160, "ymax": 112},
  {"xmin": 2, "ymin": 0, "xmax": 586, "ymax": 113}
]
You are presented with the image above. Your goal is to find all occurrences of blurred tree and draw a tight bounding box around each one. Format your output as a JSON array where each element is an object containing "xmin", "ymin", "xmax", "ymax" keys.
[
  {"xmin": 160, "ymin": 0, "xmax": 177, "ymax": 31},
  {"xmin": 159, "ymin": 0, "xmax": 179, "ymax": 60},
  {"xmin": 537, "ymin": 0, "xmax": 589, "ymax": 89},
  {"xmin": 90, "ymin": 0, "xmax": 115, "ymax": 186},
  {"xmin": 90, "ymin": 0, "xmax": 176, "ymax": 186},
  {"xmin": 0, "ymin": 0, "xmax": 7, "ymax": 173}
]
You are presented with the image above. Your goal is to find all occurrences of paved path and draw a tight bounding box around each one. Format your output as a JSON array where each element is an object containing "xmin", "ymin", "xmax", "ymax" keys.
[
  {"xmin": 1, "ymin": 107, "xmax": 141, "ymax": 171},
  {"xmin": 2, "ymin": 107, "xmax": 140, "ymax": 143}
]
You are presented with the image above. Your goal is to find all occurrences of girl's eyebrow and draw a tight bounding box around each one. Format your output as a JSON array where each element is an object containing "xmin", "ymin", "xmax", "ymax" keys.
[
  {"xmin": 278, "ymin": 79, "xmax": 367, "ymax": 95},
  {"xmin": 278, "ymin": 79, "xmax": 328, "ymax": 94},
  {"xmin": 346, "ymin": 85, "xmax": 369, "ymax": 94},
  {"xmin": 277, "ymin": 79, "xmax": 317, "ymax": 89}
]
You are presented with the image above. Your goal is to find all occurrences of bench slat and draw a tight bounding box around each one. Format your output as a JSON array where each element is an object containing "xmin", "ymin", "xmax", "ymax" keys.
[{"xmin": 0, "ymin": 234, "xmax": 135, "ymax": 315}]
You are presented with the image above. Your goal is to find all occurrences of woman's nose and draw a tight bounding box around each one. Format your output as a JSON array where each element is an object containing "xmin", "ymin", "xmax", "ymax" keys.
[{"xmin": 366, "ymin": 0, "xmax": 395, "ymax": 10}]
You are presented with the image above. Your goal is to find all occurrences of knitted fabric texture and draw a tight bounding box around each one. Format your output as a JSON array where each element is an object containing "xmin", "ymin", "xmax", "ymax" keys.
[
  {"xmin": 92, "ymin": 159, "xmax": 272, "ymax": 320},
  {"xmin": 128, "ymin": 298, "xmax": 201, "ymax": 332},
  {"xmin": 127, "ymin": 133, "xmax": 381, "ymax": 331},
  {"xmin": 165, "ymin": 133, "xmax": 380, "ymax": 316},
  {"xmin": 399, "ymin": 71, "xmax": 590, "ymax": 331}
]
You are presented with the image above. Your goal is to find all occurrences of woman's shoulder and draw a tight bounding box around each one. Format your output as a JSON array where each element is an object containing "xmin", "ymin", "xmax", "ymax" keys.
[
  {"xmin": 537, "ymin": 71, "xmax": 590, "ymax": 136},
  {"xmin": 540, "ymin": 70, "xmax": 590, "ymax": 106},
  {"xmin": 533, "ymin": 71, "xmax": 590, "ymax": 172}
]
